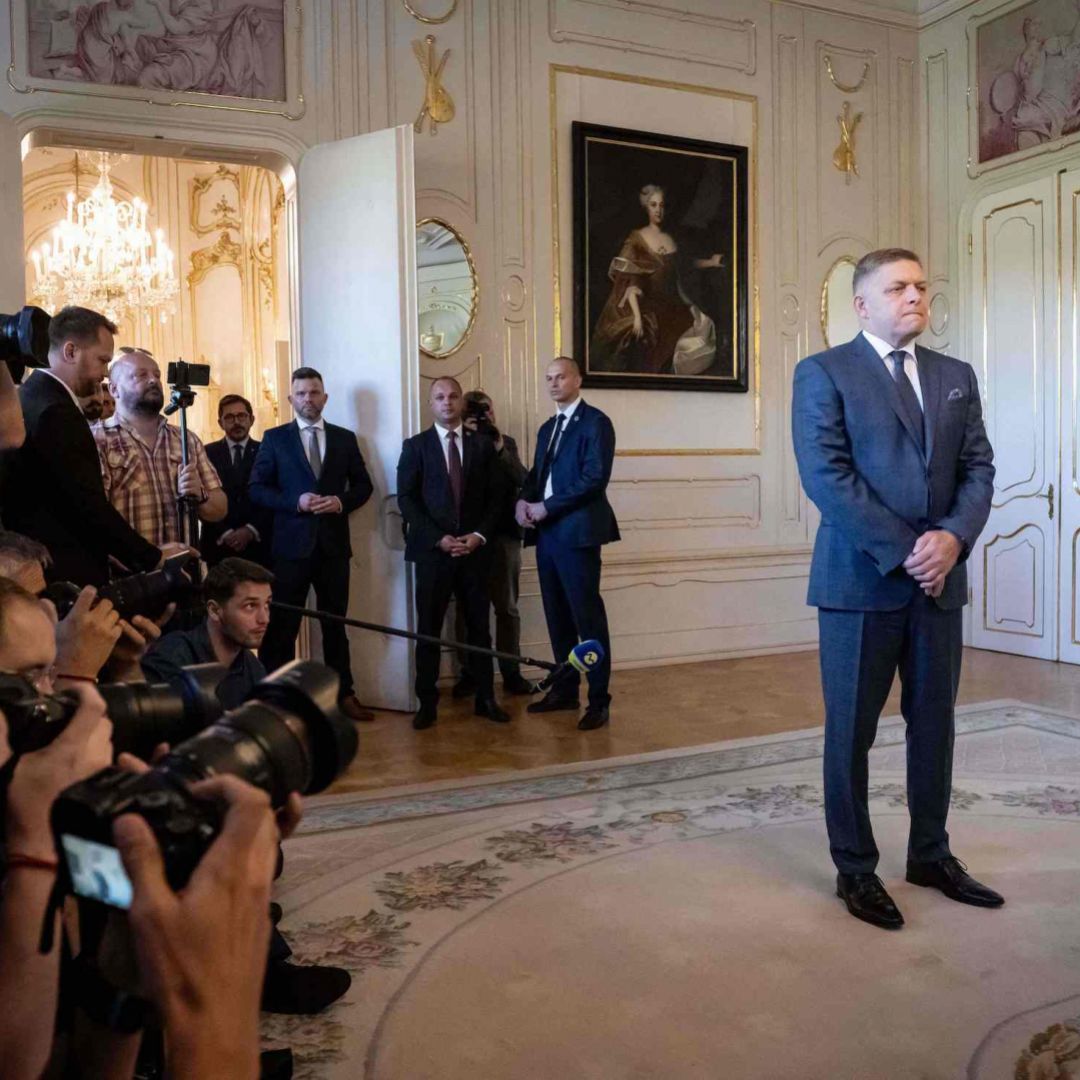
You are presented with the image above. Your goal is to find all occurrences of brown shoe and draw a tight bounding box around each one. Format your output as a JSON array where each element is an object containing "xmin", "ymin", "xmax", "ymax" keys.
[{"xmin": 338, "ymin": 694, "xmax": 375, "ymax": 722}]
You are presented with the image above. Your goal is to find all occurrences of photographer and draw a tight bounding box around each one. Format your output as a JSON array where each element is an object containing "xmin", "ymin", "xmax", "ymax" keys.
[
  {"xmin": 3, "ymin": 307, "xmax": 180, "ymax": 587},
  {"xmin": 141, "ymin": 557, "xmax": 352, "ymax": 1016},
  {"xmin": 97, "ymin": 348, "xmax": 226, "ymax": 547},
  {"xmin": 454, "ymin": 390, "xmax": 532, "ymax": 697}
]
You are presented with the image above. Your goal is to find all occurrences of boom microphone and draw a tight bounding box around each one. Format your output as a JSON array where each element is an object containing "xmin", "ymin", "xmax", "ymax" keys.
[{"xmin": 534, "ymin": 640, "xmax": 605, "ymax": 693}]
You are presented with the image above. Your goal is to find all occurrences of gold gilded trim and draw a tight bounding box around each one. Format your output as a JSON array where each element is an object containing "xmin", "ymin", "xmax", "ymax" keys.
[
  {"xmin": 7, "ymin": 2, "xmax": 305, "ymax": 121},
  {"xmin": 189, "ymin": 165, "xmax": 242, "ymax": 237},
  {"xmin": 549, "ymin": 64, "xmax": 760, "ymax": 457},
  {"xmin": 416, "ymin": 216, "xmax": 479, "ymax": 359},
  {"xmin": 402, "ymin": 0, "xmax": 459, "ymax": 24},
  {"xmin": 823, "ymin": 54, "xmax": 870, "ymax": 94},
  {"xmin": 819, "ymin": 255, "xmax": 857, "ymax": 349},
  {"xmin": 981, "ymin": 523, "xmax": 1041, "ymax": 635}
]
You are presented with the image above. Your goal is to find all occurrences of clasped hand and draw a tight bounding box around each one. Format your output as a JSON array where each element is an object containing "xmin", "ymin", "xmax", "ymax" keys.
[
  {"xmin": 904, "ymin": 529, "xmax": 961, "ymax": 598},
  {"xmin": 514, "ymin": 499, "xmax": 548, "ymax": 529},
  {"xmin": 438, "ymin": 534, "xmax": 483, "ymax": 557},
  {"xmin": 298, "ymin": 492, "xmax": 342, "ymax": 514}
]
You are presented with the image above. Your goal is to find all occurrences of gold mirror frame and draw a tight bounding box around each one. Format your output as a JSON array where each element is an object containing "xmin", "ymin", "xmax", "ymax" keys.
[
  {"xmin": 819, "ymin": 255, "xmax": 859, "ymax": 349},
  {"xmin": 416, "ymin": 216, "xmax": 478, "ymax": 359}
]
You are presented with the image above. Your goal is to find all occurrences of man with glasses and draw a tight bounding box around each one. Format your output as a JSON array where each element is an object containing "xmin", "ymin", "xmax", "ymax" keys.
[
  {"xmin": 95, "ymin": 348, "xmax": 227, "ymax": 549},
  {"xmin": 200, "ymin": 395, "xmax": 272, "ymax": 569}
]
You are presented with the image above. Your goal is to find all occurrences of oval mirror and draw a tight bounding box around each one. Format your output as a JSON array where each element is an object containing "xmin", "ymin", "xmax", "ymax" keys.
[
  {"xmin": 416, "ymin": 218, "xmax": 478, "ymax": 358},
  {"xmin": 820, "ymin": 256, "xmax": 860, "ymax": 348}
]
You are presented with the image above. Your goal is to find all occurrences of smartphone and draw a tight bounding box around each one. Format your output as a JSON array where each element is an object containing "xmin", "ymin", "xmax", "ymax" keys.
[{"xmin": 60, "ymin": 834, "xmax": 133, "ymax": 910}]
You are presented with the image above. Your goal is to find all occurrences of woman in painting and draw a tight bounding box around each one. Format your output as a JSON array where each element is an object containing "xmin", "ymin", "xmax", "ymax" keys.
[{"xmin": 590, "ymin": 184, "xmax": 725, "ymax": 376}]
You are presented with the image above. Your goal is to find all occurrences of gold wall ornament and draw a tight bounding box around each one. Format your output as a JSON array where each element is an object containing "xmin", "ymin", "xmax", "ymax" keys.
[
  {"xmin": 823, "ymin": 54, "xmax": 871, "ymax": 94},
  {"xmin": 187, "ymin": 231, "xmax": 243, "ymax": 286},
  {"xmin": 401, "ymin": 0, "xmax": 459, "ymax": 23},
  {"xmin": 832, "ymin": 102, "xmax": 863, "ymax": 184},
  {"xmin": 412, "ymin": 35, "xmax": 454, "ymax": 135},
  {"xmin": 190, "ymin": 165, "xmax": 242, "ymax": 236}
]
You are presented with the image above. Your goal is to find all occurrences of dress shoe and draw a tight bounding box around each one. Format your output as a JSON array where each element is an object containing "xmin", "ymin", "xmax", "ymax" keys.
[
  {"xmin": 577, "ymin": 704, "xmax": 610, "ymax": 730},
  {"xmin": 905, "ymin": 856, "xmax": 1005, "ymax": 907},
  {"xmin": 502, "ymin": 672, "xmax": 536, "ymax": 695},
  {"xmin": 475, "ymin": 697, "xmax": 512, "ymax": 723},
  {"xmin": 413, "ymin": 703, "xmax": 437, "ymax": 730},
  {"xmin": 338, "ymin": 694, "xmax": 375, "ymax": 722},
  {"xmin": 452, "ymin": 672, "xmax": 476, "ymax": 699},
  {"xmin": 526, "ymin": 691, "xmax": 580, "ymax": 714},
  {"xmin": 261, "ymin": 960, "xmax": 351, "ymax": 1015},
  {"xmin": 260, "ymin": 1048, "xmax": 294, "ymax": 1080},
  {"xmin": 835, "ymin": 873, "xmax": 905, "ymax": 929}
]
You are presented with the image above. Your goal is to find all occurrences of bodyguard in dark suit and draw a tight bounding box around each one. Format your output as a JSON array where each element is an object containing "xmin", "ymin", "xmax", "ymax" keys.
[
  {"xmin": 517, "ymin": 356, "xmax": 620, "ymax": 731},
  {"xmin": 249, "ymin": 367, "xmax": 374, "ymax": 722},
  {"xmin": 397, "ymin": 377, "xmax": 510, "ymax": 730},
  {"xmin": 792, "ymin": 248, "xmax": 1001, "ymax": 930},
  {"xmin": 3, "ymin": 306, "xmax": 164, "ymax": 586},
  {"xmin": 200, "ymin": 394, "xmax": 272, "ymax": 569}
]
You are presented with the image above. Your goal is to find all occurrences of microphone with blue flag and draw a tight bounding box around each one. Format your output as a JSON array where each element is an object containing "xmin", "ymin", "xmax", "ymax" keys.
[{"xmin": 535, "ymin": 639, "xmax": 605, "ymax": 692}]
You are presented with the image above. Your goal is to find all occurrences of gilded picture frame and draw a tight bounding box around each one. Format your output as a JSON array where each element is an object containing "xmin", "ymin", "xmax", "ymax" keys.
[{"xmin": 572, "ymin": 121, "xmax": 749, "ymax": 393}]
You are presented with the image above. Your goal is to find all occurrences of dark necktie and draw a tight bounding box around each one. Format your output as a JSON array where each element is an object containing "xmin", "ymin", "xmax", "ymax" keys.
[
  {"xmin": 306, "ymin": 427, "xmax": 322, "ymax": 478},
  {"xmin": 888, "ymin": 350, "xmax": 924, "ymax": 451},
  {"xmin": 538, "ymin": 413, "xmax": 566, "ymax": 490},
  {"xmin": 447, "ymin": 429, "xmax": 463, "ymax": 517},
  {"xmin": 231, "ymin": 443, "xmax": 243, "ymax": 471}
]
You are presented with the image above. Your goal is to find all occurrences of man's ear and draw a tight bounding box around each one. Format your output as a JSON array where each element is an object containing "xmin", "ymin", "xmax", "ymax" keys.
[
  {"xmin": 207, "ymin": 599, "xmax": 222, "ymax": 624},
  {"xmin": 62, "ymin": 341, "xmax": 78, "ymax": 364}
]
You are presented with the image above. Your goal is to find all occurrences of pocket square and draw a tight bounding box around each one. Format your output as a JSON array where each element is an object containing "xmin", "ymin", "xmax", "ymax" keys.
[{"xmin": 947, "ymin": 388, "xmax": 965, "ymax": 401}]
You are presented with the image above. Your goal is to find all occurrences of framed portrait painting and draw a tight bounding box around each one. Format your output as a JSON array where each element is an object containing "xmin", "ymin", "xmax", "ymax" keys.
[{"xmin": 572, "ymin": 121, "xmax": 749, "ymax": 393}]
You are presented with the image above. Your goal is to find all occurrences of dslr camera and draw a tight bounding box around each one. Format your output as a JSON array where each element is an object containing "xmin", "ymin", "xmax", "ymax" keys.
[
  {"xmin": 44, "ymin": 552, "xmax": 196, "ymax": 624},
  {"xmin": 0, "ymin": 306, "xmax": 51, "ymax": 383},
  {"xmin": 464, "ymin": 396, "xmax": 498, "ymax": 440},
  {"xmin": 51, "ymin": 661, "xmax": 356, "ymax": 908}
]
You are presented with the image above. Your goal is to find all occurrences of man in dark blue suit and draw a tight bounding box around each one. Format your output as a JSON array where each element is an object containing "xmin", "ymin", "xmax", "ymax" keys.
[
  {"xmin": 397, "ymin": 377, "xmax": 510, "ymax": 730},
  {"xmin": 793, "ymin": 248, "xmax": 1001, "ymax": 930},
  {"xmin": 249, "ymin": 367, "xmax": 374, "ymax": 722},
  {"xmin": 200, "ymin": 394, "xmax": 272, "ymax": 569},
  {"xmin": 517, "ymin": 356, "xmax": 620, "ymax": 730}
]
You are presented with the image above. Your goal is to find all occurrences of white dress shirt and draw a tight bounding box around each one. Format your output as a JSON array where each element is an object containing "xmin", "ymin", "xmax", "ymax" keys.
[
  {"xmin": 861, "ymin": 330, "xmax": 924, "ymax": 409},
  {"xmin": 433, "ymin": 422, "xmax": 484, "ymax": 542},
  {"xmin": 296, "ymin": 417, "xmax": 326, "ymax": 463},
  {"xmin": 543, "ymin": 396, "xmax": 583, "ymax": 500}
]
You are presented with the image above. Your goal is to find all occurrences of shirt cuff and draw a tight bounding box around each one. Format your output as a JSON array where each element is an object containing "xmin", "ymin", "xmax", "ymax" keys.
[
  {"xmin": 472, "ymin": 532, "xmax": 487, "ymax": 545},
  {"xmin": 245, "ymin": 525, "xmax": 261, "ymax": 541}
]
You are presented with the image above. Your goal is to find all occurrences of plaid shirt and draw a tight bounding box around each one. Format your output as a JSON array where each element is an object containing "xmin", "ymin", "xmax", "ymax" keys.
[{"xmin": 94, "ymin": 415, "xmax": 223, "ymax": 547}]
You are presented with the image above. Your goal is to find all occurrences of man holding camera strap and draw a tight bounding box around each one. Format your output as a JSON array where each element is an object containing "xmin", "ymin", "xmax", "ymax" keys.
[
  {"xmin": 2, "ymin": 308, "xmax": 184, "ymax": 587},
  {"xmin": 95, "ymin": 348, "xmax": 227, "ymax": 550}
]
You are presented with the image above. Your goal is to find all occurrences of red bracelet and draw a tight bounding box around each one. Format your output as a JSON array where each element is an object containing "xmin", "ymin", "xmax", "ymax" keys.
[
  {"xmin": 6, "ymin": 853, "xmax": 59, "ymax": 873},
  {"xmin": 55, "ymin": 673, "xmax": 97, "ymax": 684}
]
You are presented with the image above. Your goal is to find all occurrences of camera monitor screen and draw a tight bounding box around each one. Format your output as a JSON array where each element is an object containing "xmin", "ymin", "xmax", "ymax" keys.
[{"xmin": 61, "ymin": 835, "xmax": 133, "ymax": 910}]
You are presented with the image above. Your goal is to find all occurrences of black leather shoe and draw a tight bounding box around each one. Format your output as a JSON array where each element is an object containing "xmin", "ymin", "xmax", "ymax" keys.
[
  {"xmin": 413, "ymin": 703, "xmax": 437, "ymax": 730},
  {"xmin": 261, "ymin": 960, "xmax": 351, "ymax": 1015},
  {"xmin": 905, "ymin": 856, "xmax": 1004, "ymax": 907},
  {"xmin": 577, "ymin": 704, "xmax": 610, "ymax": 730},
  {"xmin": 502, "ymin": 672, "xmax": 536, "ymax": 695},
  {"xmin": 451, "ymin": 673, "xmax": 476, "ymax": 699},
  {"xmin": 260, "ymin": 1048, "xmax": 294, "ymax": 1080},
  {"xmin": 836, "ymin": 873, "xmax": 905, "ymax": 929},
  {"xmin": 526, "ymin": 691, "xmax": 580, "ymax": 713},
  {"xmin": 475, "ymin": 697, "xmax": 512, "ymax": 723}
]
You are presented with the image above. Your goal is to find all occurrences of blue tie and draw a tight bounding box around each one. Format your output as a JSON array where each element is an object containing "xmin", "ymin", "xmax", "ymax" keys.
[{"xmin": 889, "ymin": 350, "xmax": 924, "ymax": 451}]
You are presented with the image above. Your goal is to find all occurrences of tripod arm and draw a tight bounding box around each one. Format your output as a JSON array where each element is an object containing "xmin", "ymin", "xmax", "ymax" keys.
[{"xmin": 269, "ymin": 601, "xmax": 559, "ymax": 673}]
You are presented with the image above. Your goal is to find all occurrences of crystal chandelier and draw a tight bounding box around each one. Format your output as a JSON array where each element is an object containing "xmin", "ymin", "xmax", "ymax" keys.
[{"xmin": 29, "ymin": 153, "xmax": 178, "ymax": 328}]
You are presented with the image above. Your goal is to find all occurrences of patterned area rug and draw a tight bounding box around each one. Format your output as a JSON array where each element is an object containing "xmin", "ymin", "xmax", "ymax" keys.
[{"xmin": 265, "ymin": 701, "xmax": 1080, "ymax": 1079}]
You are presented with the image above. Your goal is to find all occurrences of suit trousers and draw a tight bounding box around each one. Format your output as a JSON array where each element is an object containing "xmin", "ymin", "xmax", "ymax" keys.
[
  {"xmin": 414, "ymin": 550, "xmax": 495, "ymax": 705},
  {"xmin": 260, "ymin": 547, "xmax": 354, "ymax": 698},
  {"xmin": 454, "ymin": 534, "xmax": 523, "ymax": 677},
  {"xmin": 818, "ymin": 591, "xmax": 963, "ymax": 875},
  {"xmin": 535, "ymin": 532, "xmax": 611, "ymax": 707}
]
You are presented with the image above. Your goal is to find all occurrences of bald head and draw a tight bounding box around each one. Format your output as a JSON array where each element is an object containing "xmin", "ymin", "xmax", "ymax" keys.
[
  {"xmin": 110, "ymin": 349, "xmax": 164, "ymax": 417},
  {"xmin": 428, "ymin": 376, "xmax": 464, "ymax": 427},
  {"xmin": 545, "ymin": 356, "xmax": 582, "ymax": 405}
]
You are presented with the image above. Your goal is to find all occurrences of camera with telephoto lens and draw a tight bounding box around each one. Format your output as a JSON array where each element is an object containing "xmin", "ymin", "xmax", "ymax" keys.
[
  {"xmin": 43, "ymin": 553, "xmax": 196, "ymax": 624},
  {"xmin": 51, "ymin": 661, "xmax": 356, "ymax": 909},
  {"xmin": 0, "ymin": 306, "xmax": 51, "ymax": 382},
  {"xmin": 0, "ymin": 663, "xmax": 226, "ymax": 762},
  {"xmin": 464, "ymin": 396, "xmax": 499, "ymax": 440}
]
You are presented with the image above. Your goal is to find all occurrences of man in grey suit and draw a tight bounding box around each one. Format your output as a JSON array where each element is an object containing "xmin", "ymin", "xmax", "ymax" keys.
[{"xmin": 792, "ymin": 248, "xmax": 1002, "ymax": 930}]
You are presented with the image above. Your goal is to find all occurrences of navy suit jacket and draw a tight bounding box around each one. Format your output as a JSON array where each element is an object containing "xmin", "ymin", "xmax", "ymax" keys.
[
  {"xmin": 396, "ymin": 425, "xmax": 504, "ymax": 563},
  {"xmin": 248, "ymin": 420, "xmax": 373, "ymax": 560},
  {"xmin": 520, "ymin": 400, "xmax": 620, "ymax": 550},
  {"xmin": 200, "ymin": 437, "xmax": 273, "ymax": 565},
  {"xmin": 792, "ymin": 333, "xmax": 995, "ymax": 611}
]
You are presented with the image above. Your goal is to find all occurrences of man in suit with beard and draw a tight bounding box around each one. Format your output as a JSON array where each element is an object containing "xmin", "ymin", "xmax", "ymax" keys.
[
  {"xmin": 792, "ymin": 247, "xmax": 1001, "ymax": 930},
  {"xmin": 3, "ymin": 306, "xmax": 181, "ymax": 585},
  {"xmin": 397, "ymin": 377, "xmax": 510, "ymax": 730},
  {"xmin": 249, "ymin": 367, "xmax": 374, "ymax": 723},
  {"xmin": 200, "ymin": 394, "xmax": 272, "ymax": 569}
]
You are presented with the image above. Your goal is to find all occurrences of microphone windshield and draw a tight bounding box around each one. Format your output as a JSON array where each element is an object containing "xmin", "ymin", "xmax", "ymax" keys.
[{"xmin": 567, "ymin": 640, "xmax": 604, "ymax": 674}]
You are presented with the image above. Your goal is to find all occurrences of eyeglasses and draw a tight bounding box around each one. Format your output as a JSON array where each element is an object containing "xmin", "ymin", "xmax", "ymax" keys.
[{"xmin": 220, "ymin": 411, "xmax": 253, "ymax": 423}]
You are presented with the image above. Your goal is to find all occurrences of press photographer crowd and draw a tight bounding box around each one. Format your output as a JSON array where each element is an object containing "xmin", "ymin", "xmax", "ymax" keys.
[{"xmin": 0, "ymin": 302, "xmax": 619, "ymax": 1078}]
